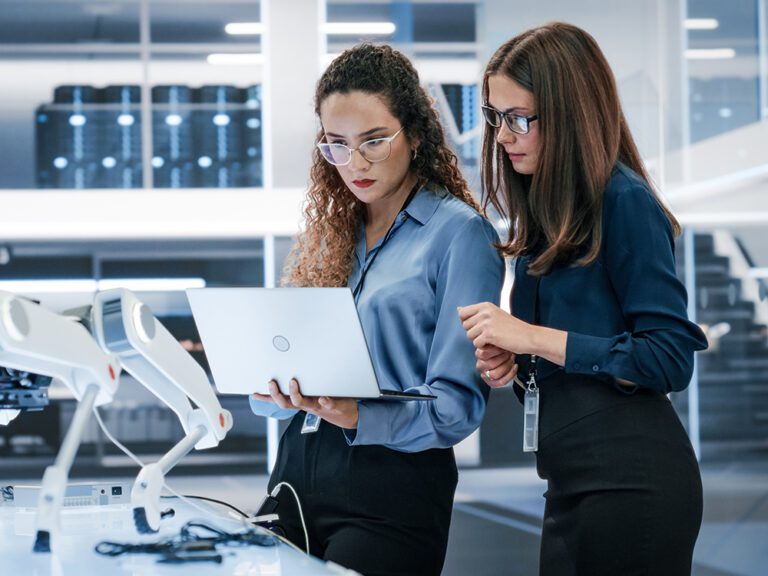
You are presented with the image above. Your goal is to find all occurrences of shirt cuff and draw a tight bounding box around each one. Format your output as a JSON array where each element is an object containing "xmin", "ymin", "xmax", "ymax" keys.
[
  {"xmin": 565, "ymin": 332, "xmax": 638, "ymax": 394},
  {"xmin": 564, "ymin": 331, "xmax": 611, "ymax": 375},
  {"xmin": 248, "ymin": 396, "xmax": 299, "ymax": 420},
  {"xmin": 342, "ymin": 401, "xmax": 390, "ymax": 446}
]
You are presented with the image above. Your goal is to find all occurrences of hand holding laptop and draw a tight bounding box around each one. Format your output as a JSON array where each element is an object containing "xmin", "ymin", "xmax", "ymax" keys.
[{"xmin": 252, "ymin": 377, "xmax": 359, "ymax": 430}]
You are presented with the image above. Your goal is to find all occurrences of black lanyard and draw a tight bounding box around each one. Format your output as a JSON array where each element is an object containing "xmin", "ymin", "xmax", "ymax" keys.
[
  {"xmin": 352, "ymin": 181, "xmax": 422, "ymax": 302},
  {"xmin": 523, "ymin": 270, "xmax": 542, "ymax": 452},
  {"xmin": 527, "ymin": 274, "xmax": 541, "ymax": 386}
]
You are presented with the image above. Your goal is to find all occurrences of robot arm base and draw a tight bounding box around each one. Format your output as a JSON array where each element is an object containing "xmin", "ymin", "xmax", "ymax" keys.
[
  {"xmin": 33, "ymin": 531, "xmax": 51, "ymax": 553},
  {"xmin": 132, "ymin": 507, "xmax": 153, "ymax": 534},
  {"xmin": 133, "ymin": 506, "xmax": 175, "ymax": 534},
  {"xmin": 131, "ymin": 463, "xmax": 165, "ymax": 533}
]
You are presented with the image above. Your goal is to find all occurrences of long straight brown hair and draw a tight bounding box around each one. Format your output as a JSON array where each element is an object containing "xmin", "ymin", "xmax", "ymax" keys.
[{"xmin": 482, "ymin": 22, "xmax": 680, "ymax": 276}]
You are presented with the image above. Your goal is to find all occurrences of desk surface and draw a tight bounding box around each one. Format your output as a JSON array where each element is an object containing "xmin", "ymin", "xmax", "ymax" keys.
[{"xmin": 0, "ymin": 498, "xmax": 352, "ymax": 575}]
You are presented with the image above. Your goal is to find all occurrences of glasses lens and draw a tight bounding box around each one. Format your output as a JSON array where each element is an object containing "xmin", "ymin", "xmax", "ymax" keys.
[
  {"xmin": 509, "ymin": 115, "xmax": 528, "ymax": 134},
  {"xmin": 359, "ymin": 138, "xmax": 392, "ymax": 163},
  {"xmin": 317, "ymin": 143, "xmax": 351, "ymax": 165},
  {"xmin": 481, "ymin": 106, "xmax": 501, "ymax": 127}
]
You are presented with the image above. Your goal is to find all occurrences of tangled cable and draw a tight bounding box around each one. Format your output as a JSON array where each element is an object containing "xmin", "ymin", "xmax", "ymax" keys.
[{"xmin": 95, "ymin": 520, "xmax": 276, "ymax": 564}]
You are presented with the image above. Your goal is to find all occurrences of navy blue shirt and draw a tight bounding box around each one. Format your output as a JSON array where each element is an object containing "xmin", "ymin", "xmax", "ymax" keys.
[
  {"xmin": 513, "ymin": 163, "xmax": 708, "ymax": 394},
  {"xmin": 251, "ymin": 183, "xmax": 505, "ymax": 451}
]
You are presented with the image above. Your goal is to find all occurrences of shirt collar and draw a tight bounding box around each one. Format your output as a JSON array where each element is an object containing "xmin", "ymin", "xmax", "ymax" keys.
[
  {"xmin": 354, "ymin": 182, "xmax": 444, "ymax": 263},
  {"xmin": 402, "ymin": 182, "xmax": 443, "ymax": 226}
]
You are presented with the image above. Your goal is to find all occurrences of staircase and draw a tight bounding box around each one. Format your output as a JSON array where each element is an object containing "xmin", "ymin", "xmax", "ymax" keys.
[{"xmin": 672, "ymin": 232, "xmax": 768, "ymax": 461}]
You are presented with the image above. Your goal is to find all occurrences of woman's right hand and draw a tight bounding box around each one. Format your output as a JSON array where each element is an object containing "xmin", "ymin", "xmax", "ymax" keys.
[
  {"xmin": 476, "ymin": 345, "xmax": 518, "ymax": 388},
  {"xmin": 252, "ymin": 379, "xmax": 360, "ymax": 429}
]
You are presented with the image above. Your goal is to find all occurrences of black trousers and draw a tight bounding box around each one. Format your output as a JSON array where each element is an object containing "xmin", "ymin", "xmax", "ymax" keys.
[
  {"xmin": 267, "ymin": 413, "xmax": 458, "ymax": 576},
  {"xmin": 534, "ymin": 374, "xmax": 703, "ymax": 576}
]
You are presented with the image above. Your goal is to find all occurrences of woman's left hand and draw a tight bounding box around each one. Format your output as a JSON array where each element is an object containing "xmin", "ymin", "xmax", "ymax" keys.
[
  {"xmin": 458, "ymin": 302, "xmax": 534, "ymax": 354},
  {"xmin": 253, "ymin": 378, "xmax": 359, "ymax": 429},
  {"xmin": 475, "ymin": 345, "xmax": 519, "ymax": 388}
]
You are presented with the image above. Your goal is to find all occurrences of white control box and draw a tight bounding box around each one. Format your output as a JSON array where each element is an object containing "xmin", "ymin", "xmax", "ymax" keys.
[{"xmin": 12, "ymin": 482, "xmax": 131, "ymax": 508}]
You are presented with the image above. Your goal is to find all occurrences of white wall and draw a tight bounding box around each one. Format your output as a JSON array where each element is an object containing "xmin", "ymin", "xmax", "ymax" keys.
[
  {"xmin": 480, "ymin": 0, "xmax": 665, "ymax": 164},
  {"xmin": 479, "ymin": 0, "xmax": 768, "ymax": 226}
]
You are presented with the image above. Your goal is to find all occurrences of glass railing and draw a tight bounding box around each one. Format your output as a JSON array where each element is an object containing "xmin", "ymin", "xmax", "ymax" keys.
[{"xmin": 673, "ymin": 221, "xmax": 768, "ymax": 464}]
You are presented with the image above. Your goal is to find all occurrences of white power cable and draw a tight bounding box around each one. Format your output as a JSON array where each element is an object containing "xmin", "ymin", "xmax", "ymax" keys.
[
  {"xmin": 93, "ymin": 406, "xmax": 229, "ymax": 521},
  {"xmin": 161, "ymin": 483, "xmax": 308, "ymax": 557},
  {"xmin": 93, "ymin": 406, "xmax": 309, "ymax": 555},
  {"xmin": 270, "ymin": 481, "xmax": 310, "ymax": 555},
  {"xmin": 92, "ymin": 407, "xmax": 145, "ymax": 468}
]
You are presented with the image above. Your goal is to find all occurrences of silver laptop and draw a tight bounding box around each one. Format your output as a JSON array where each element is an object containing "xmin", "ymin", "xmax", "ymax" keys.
[{"xmin": 186, "ymin": 287, "xmax": 435, "ymax": 401}]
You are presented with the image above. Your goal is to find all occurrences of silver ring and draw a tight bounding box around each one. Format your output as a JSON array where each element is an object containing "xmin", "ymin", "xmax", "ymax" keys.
[{"xmin": 485, "ymin": 370, "xmax": 492, "ymax": 380}]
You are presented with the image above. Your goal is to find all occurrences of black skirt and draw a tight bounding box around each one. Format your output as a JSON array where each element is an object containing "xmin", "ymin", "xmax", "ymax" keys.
[{"xmin": 534, "ymin": 373, "xmax": 702, "ymax": 576}]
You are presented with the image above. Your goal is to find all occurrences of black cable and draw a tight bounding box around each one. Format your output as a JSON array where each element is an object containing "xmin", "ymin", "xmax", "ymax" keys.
[
  {"xmin": 95, "ymin": 540, "xmax": 177, "ymax": 557},
  {"xmin": 95, "ymin": 519, "xmax": 275, "ymax": 564},
  {"xmin": 181, "ymin": 521, "xmax": 275, "ymax": 547},
  {"xmin": 160, "ymin": 493, "xmax": 249, "ymax": 519}
]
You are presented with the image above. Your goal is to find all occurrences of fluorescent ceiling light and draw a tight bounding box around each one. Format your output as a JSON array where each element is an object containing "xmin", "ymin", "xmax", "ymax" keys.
[
  {"xmin": 224, "ymin": 21, "xmax": 396, "ymax": 36},
  {"xmin": 97, "ymin": 278, "xmax": 207, "ymax": 291},
  {"xmin": 207, "ymin": 53, "xmax": 265, "ymax": 65},
  {"xmin": 685, "ymin": 48, "xmax": 736, "ymax": 60},
  {"xmin": 323, "ymin": 22, "xmax": 396, "ymax": 35},
  {"xmin": 685, "ymin": 18, "xmax": 719, "ymax": 30},
  {"xmin": 225, "ymin": 22, "xmax": 264, "ymax": 35},
  {"xmin": 0, "ymin": 280, "xmax": 97, "ymax": 293},
  {"xmin": 0, "ymin": 278, "xmax": 206, "ymax": 293}
]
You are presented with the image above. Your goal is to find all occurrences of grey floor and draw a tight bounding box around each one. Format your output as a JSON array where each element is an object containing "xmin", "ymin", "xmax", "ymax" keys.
[
  {"xmin": 165, "ymin": 461, "xmax": 768, "ymax": 575},
  {"xmin": 7, "ymin": 461, "xmax": 767, "ymax": 575}
]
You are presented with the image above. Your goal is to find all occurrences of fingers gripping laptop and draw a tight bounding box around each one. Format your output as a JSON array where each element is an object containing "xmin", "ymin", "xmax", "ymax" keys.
[{"xmin": 186, "ymin": 287, "xmax": 435, "ymax": 401}]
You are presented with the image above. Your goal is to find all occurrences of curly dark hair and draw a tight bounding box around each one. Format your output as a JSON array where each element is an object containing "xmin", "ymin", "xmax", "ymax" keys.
[{"xmin": 285, "ymin": 43, "xmax": 478, "ymax": 287}]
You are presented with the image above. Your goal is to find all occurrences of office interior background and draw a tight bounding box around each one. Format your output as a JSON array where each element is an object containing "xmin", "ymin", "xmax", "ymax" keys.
[{"xmin": 0, "ymin": 1, "xmax": 766, "ymax": 574}]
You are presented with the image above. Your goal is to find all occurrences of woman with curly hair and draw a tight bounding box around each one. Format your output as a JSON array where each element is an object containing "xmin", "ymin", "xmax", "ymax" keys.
[
  {"xmin": 249, "ymin": 43, "xmax": 505, "ymax": 575},
  {"xmin": 459, "ymin": 23, "xmax": 707, "ymax": 575}
]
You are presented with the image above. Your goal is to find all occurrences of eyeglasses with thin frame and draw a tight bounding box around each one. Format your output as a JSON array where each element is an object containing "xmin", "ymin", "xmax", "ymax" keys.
[
  {"xmin": 481, "ymin": 105, "xmax": 538, "ymax": 135},
  {"xmin": 317, "ymin": 127, "xmax": 405, "ymax": 166}
]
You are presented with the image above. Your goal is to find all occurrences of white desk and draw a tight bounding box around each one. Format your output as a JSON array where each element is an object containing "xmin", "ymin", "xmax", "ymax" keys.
[{"xmin": 0, "ymin": 499, "xmax": 354, "ymax": 575}]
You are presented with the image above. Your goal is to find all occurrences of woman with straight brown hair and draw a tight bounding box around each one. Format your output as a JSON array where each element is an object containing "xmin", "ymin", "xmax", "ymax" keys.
[{"xmin": 459, "ymin": 22, "xmax": 708, "ymax": 575}]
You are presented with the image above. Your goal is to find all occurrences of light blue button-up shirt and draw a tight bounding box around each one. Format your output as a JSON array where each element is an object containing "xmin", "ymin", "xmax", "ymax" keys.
[{"xmin": 250, "ymin": 183, "xmax": 504, "ymax": 452}]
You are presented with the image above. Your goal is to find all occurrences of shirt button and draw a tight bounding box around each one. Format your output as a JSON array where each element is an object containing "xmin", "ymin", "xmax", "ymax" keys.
[
  {"xmin": 573, "ymin": 362, "xmax": 581, "ymax": 370},
  {"xmin": 592, "ymin": 365, "xmax": 600, "ymax": 372}
]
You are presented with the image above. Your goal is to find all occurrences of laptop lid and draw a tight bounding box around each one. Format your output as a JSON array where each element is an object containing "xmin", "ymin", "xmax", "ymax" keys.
[{"xmin": 187, "ymin": 287, "xmax": 420, "ymax": 399}]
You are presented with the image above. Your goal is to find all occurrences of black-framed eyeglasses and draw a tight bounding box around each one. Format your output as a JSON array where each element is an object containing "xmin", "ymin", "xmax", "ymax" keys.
[
  {"xmin": 481, "ymin": 105, "xmax": 538, "ymax": 135},
  {"xmin": 317, "ymin": 127, "xmax": 405, "ymax": 166}
]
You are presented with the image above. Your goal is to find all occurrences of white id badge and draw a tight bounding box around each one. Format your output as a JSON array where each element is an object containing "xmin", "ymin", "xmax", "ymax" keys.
[
  {"xmin": 301, "ymin": 412, "xmax": 321, "ymax": 434},
  {"xmin": 523, "ymin": 387, "xmax": 539, "ymax": 452}
]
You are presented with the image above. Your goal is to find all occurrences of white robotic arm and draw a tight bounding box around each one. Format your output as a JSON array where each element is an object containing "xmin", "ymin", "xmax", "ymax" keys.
[
  {"xmin": 0, "ymin": 290, "xmax": 120, "ymax": 553},
  {"xmin": 0, "ymin": 408, "xmax": 19, "ymax": 425},
  {"xmin": 89, "ymin": 289, "xmax": 233, "ymax": 533}
]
